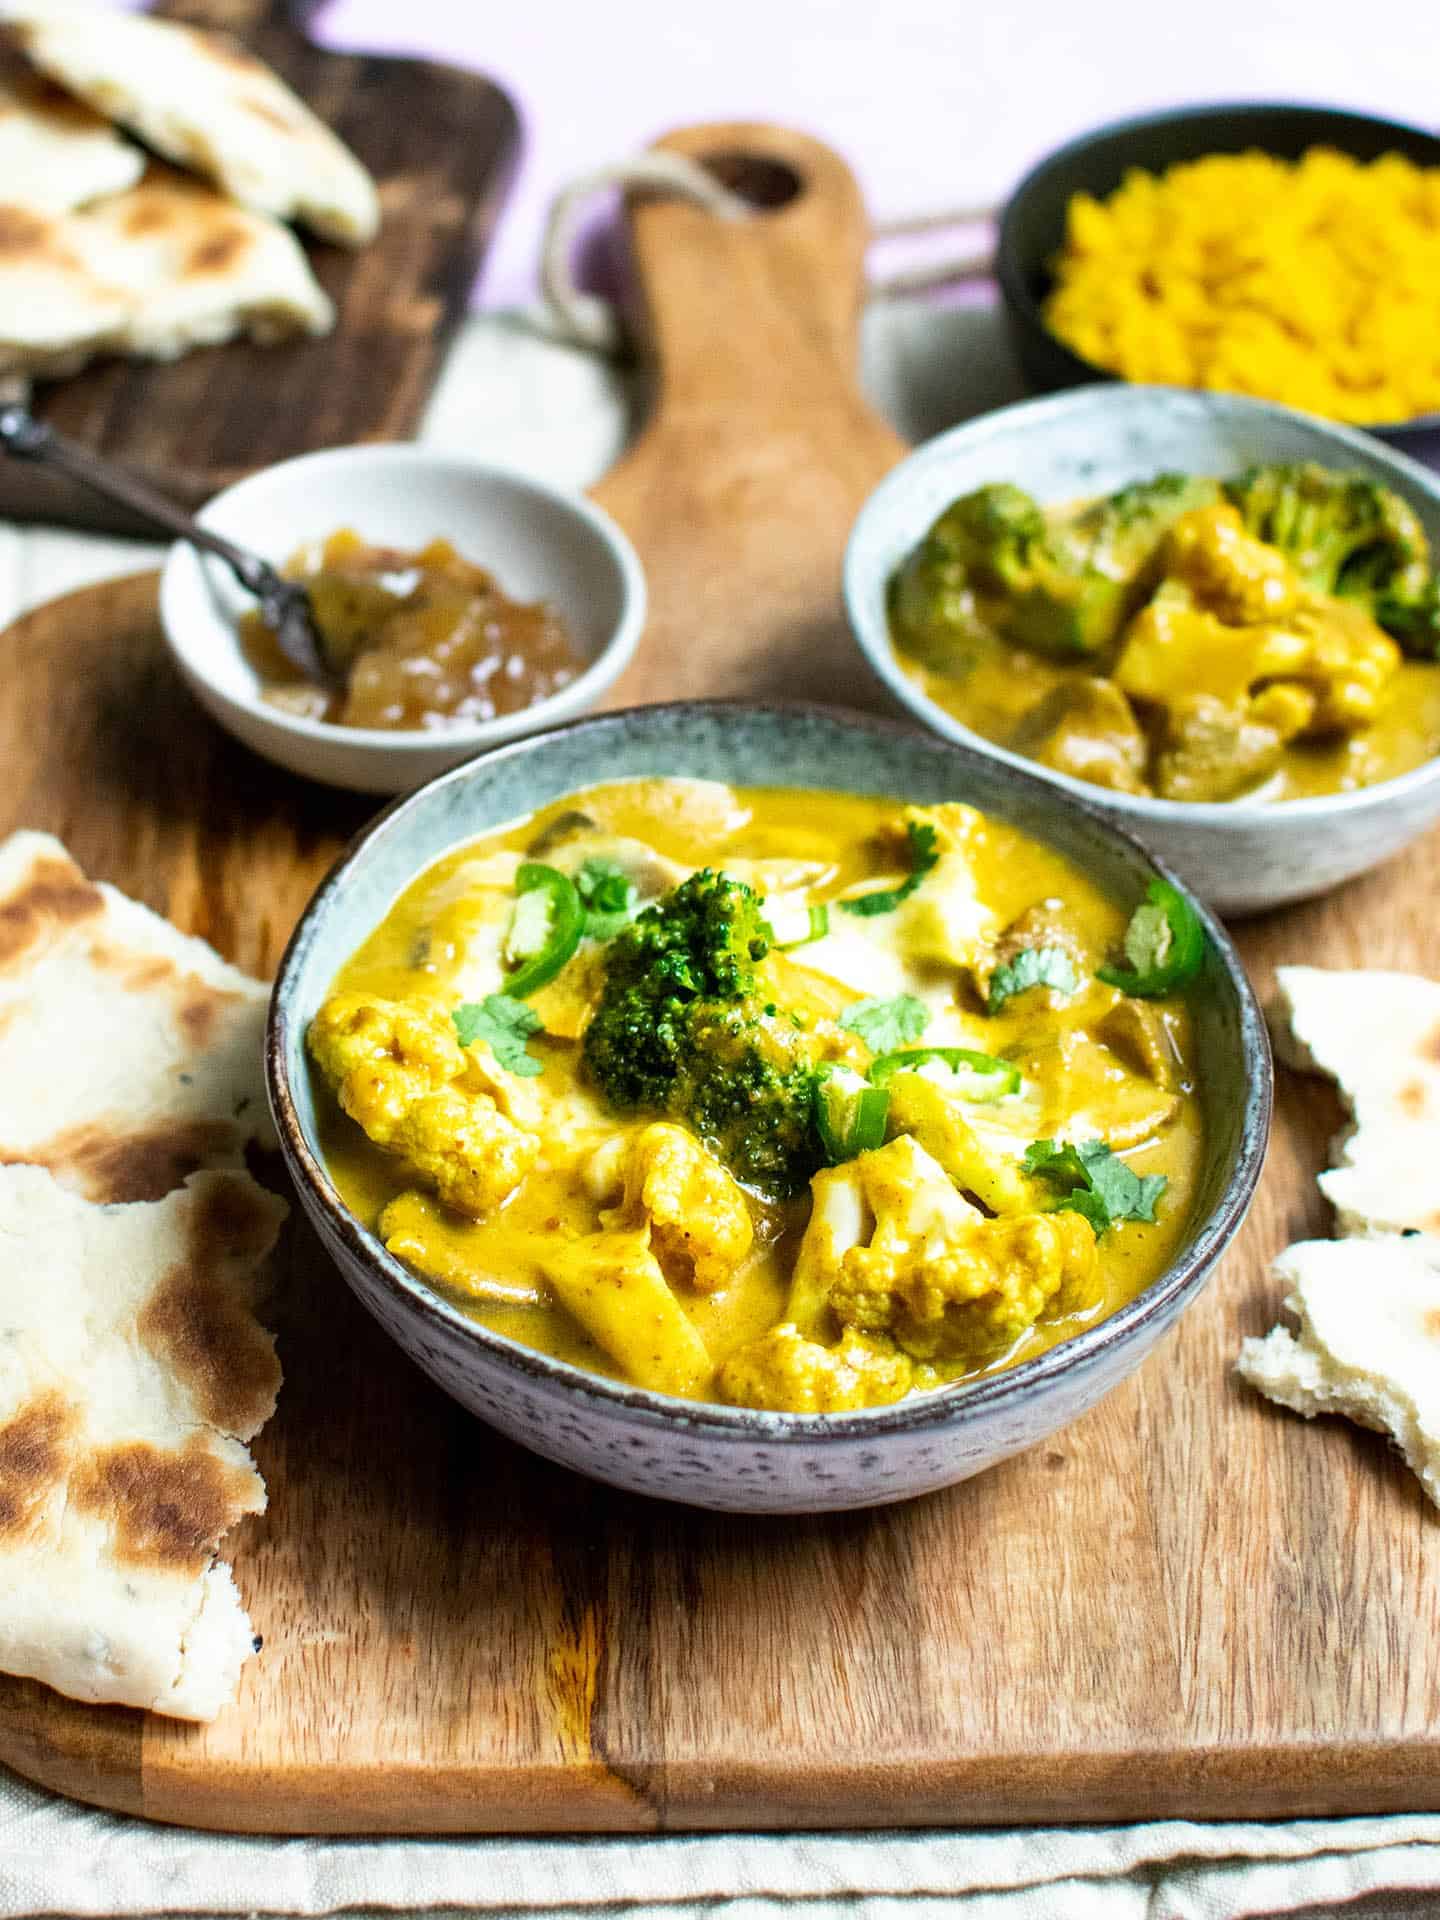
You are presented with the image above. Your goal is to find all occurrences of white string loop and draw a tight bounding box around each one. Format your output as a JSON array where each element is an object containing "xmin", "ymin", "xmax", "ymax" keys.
[
  {"xmin": 538, "ymin": 148, "xmax": 998, "ymax": 357},
  {"xmin": 539, "ymin": 152, "xmax": 753, "ymax": 356}
]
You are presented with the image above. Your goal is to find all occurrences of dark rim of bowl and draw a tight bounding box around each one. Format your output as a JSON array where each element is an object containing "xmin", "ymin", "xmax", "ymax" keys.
[
  {"xmin": 995, "ymin": 99, "xmax": 1440, "ymax": 441},
  {"xmin": 845, "ymin": 383, "xmax": 1440, "ymax": 828},
  {"xmin": 266, "ymin": 699, "xmax": 1272, "ymax": 1442}
]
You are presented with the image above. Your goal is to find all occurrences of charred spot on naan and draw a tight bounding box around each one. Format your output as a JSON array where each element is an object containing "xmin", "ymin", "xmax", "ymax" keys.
[
  {"xmin": 73, "ymin": 1435, "xmax": 262, "ymax": 1575},
  {"xmin": 90, "ymin": 939, "xmax": 244, "ymax": 1051},
  {"xmin": 137, "ymin": 1178, "xmax": 283, "ymax": 1435},
  {"xmin": 120, "ymin": 198, "xmax": 174, "ymax": 238},
  {"xmin": 1, "ymin": 1115, "xmax": 241, "ymax": 1204},
  {"xmin": 1397, "ymin": 1079, "xmax": 1431, "ymax": 1120},
  {"xmin": 0, "ymin": 1391, "xmax": 76, "ymax": 1538},
  {"xmin": 0, "ymin": 853, "xmax": 103, "ymax": 971},
  {"xmin": 186, "ymin": 226, "xmax": 250, "ymax": 277},
  {"xmin": 0, "ymin": 205, "xmax": 49, "ymax": 254}
]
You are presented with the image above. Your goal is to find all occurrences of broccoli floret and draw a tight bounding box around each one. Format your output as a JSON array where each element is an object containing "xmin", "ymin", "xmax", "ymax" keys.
[
  {"xmin": 581, "ymin": 870, "xmax": 823, "ymax": 1198},
  {"xmin": 890, "ymin": 475, "xmax": 1221, "ymax": 668},
  {"xmin": 928, "ymin": 483, "xmax": 1048, "ymax": 583},
  {"xmin": 1075, "ymin": 471, "xmax": 1223, "ymax": 578},
  {"xmin": 1223, "ymin": 463, "xmax": 1430, "ymax": 600},
  {"xmin": 1370, "ymin": 576, "xmax": 1440, "ymax": 661}
]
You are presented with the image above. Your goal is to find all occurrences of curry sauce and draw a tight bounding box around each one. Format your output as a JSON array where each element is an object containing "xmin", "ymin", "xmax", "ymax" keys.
[
  {"xmin": 312, "ymin": 780, "xmax": 1207, "ymax": 1410},
  {"xmin": 890, "ymin": 469, "xmax": 1440, "ymax": 804}
]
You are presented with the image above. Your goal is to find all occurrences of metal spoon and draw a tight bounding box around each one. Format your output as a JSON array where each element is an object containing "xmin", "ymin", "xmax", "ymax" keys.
[{"xmin": 0, "ymin": 403, "xmax": 342, "ymax": 692}]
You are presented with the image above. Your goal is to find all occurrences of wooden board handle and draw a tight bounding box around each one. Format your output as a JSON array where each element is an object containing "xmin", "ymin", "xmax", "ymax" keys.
[
  {"xmin": 622, "ymin": 122, "xmax": 873, "ymax": 420},
  {"xmin": 594, "ymin": 122, "xmax": 906, "ymax": 707}
]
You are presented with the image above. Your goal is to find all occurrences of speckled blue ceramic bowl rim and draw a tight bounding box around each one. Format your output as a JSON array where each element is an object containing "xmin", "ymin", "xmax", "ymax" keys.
[
  {"xmin": 266, "ymin": 700, "xmax": 1271, "ymax": 1443},
  {"xmin": 995, "ymin": 98, "xmax": 1440, "ymax": 442},
  {"xmin": 844, "ymin": 386, "xmax": 1440, "ymax": 829}
]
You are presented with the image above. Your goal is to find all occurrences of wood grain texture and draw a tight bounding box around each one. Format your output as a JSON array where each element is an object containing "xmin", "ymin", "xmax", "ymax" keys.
[
  {"xmin": 2, "ymin": 126, "xmax": 1439, "ymax": 1835},
  {"xmin": 0, "ymin": 0, "xmax": 519, "ymax": 533}
]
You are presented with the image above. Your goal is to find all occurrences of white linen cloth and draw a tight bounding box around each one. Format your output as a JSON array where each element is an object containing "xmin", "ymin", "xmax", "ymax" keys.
[{"xmin": 2, "ymin": 306, "xmax": 1438, "ymax": 1920}]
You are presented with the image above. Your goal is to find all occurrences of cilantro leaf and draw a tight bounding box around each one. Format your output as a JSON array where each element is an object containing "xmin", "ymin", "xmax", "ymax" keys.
[
  {"xmin": 575, "ymin": 857, "xmax": 639, "ymax": 941},
  {"xmin": 987, "ymin": 944, "xmax": 1079, "ymax": 1013},
  {"xmin": 841, "ymin": 820, "xmax": 940, "ymax": 918},
  {"xmin": 839, "ymin": 992, "xmax": 931, "ymax": 1053},
  {"xmin": 452, "ymin": 995, "xmax": 546, "ymax": 1076},
  {"xmin": 1023, "ymin": 1137, "xmax": 1166, "ymax": 1234}
]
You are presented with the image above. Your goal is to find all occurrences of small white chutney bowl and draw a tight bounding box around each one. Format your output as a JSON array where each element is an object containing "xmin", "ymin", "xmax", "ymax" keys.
[
  {"xmin": 844, "ymin": 387, "xmax": 1440, "ymax": 916},
  {"xmin": 159, "ymin": 445, "xmax": 645, "ymax": 794}
]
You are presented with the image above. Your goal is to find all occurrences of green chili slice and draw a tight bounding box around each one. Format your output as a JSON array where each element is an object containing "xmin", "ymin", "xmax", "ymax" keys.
[
  {"xmin": 813, "ymin": 1066, "xmax": 891, "ymax": 1163},
  {"xmin": 1097, "ymin": 879, "xmax": 1205, "ymax": 999},
  {"xmin": 867, "ymin": 1045, "xmax": 1020, "ymax": 1101},
  {"xmin": 765, "ymin": 901, "xmax": 831, "ymax": 950},
  {"xmin": 503, "ymin": 862, "xmax": 585, "ymax": 997}
]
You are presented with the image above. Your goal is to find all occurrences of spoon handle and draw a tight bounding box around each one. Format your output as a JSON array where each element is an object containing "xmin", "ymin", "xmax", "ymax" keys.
[{"xmin": 0, "ymin": 403, "xmax": 284, "ymax": 603}]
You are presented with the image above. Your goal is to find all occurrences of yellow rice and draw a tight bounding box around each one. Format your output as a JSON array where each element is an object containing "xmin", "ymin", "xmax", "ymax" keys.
[{"xmin": 1043, "ymin": 147, "xmax": 1440, "ymax": 425}]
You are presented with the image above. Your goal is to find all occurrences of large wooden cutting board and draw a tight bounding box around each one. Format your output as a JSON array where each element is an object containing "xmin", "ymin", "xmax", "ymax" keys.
[
  {"xmin": 0, "ymin": 0, "xmax": 518, "ymax": 533},
  {"xmin": 1, "ymin": 124, "xmax": 1438, "ymax": 1834}
]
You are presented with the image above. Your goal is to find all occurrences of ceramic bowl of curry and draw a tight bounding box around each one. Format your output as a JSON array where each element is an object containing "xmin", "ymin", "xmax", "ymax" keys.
[
  {"xmin": 267, "ymin": 702, "xmax": 1269, "ymax": 1513},
  {"xmin": 845, "ymin": 386, "xmax": 1440, "ymax": 915},
  {"xmin": 160, "ymin": 445, "xmax": 645, "ymax": 794}
]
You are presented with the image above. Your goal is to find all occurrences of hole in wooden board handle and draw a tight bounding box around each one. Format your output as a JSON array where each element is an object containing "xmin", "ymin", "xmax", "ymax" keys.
[
  {"xmin": 623, "ymin": 126, "xmax": 872, "ymax": 401},
  {"xmin": 699, "ymin": 152, "xmax": 805, "ymax": 211}
]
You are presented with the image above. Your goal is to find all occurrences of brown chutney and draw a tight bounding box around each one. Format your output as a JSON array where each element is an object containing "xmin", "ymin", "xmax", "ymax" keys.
[{"xmin": 240, "ymin": 529, "xmax": 582, "ymax": 730}]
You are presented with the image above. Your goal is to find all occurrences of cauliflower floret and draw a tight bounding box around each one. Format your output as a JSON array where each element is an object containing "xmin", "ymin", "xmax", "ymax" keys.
[
  {"xmin": 833, "ymin": 1208, "xmax": 1099, "ymax": 1364},
  {"xmin": 892, "ymin": 804, "xmax": 998, "ymax": 972},
  {"xmin": 1113, "ymin": 509, "xmax": 1403, "ymax": 802},
  {"xmin": 593, "ymin": 1122, "xmax": 754, "ymax": 1292},
  {"xmin": 787, "ymin": 1135, "xmax": 1098, "ymax": 1368},
  {"xmin": 717, "ymin": 1324, "xmax": 912, "ymax": 1413},
  {"xmin": 309, "ymin": 990, "xmax": 539, "ymax": 1218},
  {"xmin": 536, "ymin": 1226, "xmax": 712, "ymax": 1397},
  {"xmin": 787, "ymin": 1134, "xmax": 983, "ymax": 1336}
]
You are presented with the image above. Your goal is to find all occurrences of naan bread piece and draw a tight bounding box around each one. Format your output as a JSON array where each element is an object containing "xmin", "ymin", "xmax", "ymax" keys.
[
  {"xmin": 1238, "ymin": 1235, "xmax": 1440, "ymax": 1509},
  {"xmin": 72, "ymin": 165, "xmax": 332, "ymax": 359},
  {"xmin": 0, "ymin": 167, "xmax": 331, "ymax": 376},
  {"xmin": 0, "ymin": 830, "xmax": 274, "ymax": 1202},
  {"xmin": 0, "ymin": 199, "xmax": 131, "ymax": 377},
  {"xmin": 0, "ymin": 48, "xmax": 142, "ymax": 212},
  {"xmin": 1272, "ymin": 965, "xmax": 1440, "ymax": 1236},
  {"xmin": 0, "ymin": 1164, "xmax": 285, "ymax": 1717},
  {"xmin": 5, "ymin": 2, "xmax": 379, "ymax": 244}
]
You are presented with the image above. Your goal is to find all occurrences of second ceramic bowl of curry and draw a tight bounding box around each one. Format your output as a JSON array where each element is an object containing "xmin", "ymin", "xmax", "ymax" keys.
[
  {"xmin": 267, "ymin": 702, "xmax": 1269, "ymax": 1514},
  {"xmin": 844, "ymin": 386, "xmax": 1440, "ymax": 916}
]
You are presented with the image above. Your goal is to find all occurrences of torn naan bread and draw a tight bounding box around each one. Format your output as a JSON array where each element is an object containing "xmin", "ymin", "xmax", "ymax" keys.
[
  {"xmin": 1272, "ymin": 965, "xmax": 1440, "ymax": 1237},
  {"xmin": 5, "ymin": 2, "xmax": 379, "ymax": 244},
  {"xmin": 0, "ymin": 199, "xmax": 131, "ymax": 377},
  {"xmin": 1238, "ymin": 1234, "xmax": 1440, "ymax": 1509},
  {"xmin": 0, "ymin": 1164, "xmax": 284, "ymax": 1717},
  {"xmin": 73, "ymin": 165, "xmax": 333, "ymax": 359},
  {"xmin": 0, "ymin": 47, "xmax": 142, "ymax": 212},
  {"xmin": 0, "ymin": 830, "xmax": 274, "ymax": 1201},
  {"xmin": 0, "ymin": 167, "xmax": 332, "ymax": 377}
]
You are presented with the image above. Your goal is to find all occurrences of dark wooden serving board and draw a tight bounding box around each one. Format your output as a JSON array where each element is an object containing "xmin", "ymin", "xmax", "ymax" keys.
[
  {"xmin": 0, "ymin": 0, "xmax": 518, "ymax": 532},
  {"xmin": 1, "ymin": 124, "xmax": 1438, "ymax": 1835}
]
